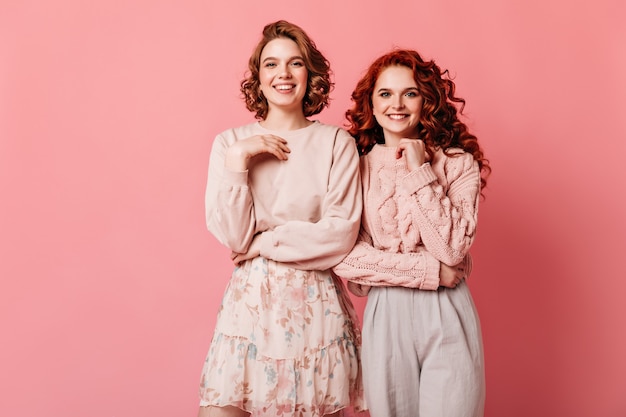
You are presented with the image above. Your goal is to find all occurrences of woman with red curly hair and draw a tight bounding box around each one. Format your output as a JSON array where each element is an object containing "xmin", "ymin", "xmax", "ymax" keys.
[
  {"xmin": 333, "ymin": 49, "xmax": 490, "ymax": 417},
  {"xmin": 198, "ymin": 21, "xmax": 365, "ymax": 417}
]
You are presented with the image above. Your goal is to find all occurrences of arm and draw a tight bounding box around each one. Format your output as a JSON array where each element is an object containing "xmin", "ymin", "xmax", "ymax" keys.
[
  {"xmin": 255, "ymin": 130, "xmax": 362, "ymax": 271},
  {"xmin": 333, "ymin": 229, "xmax": 474, "ymax": 293},
  {"xmin": 402, "ymin": 151, "xmax": 481, "ymax": 265},
  {"xmin": 205, "ymin": 131, "xmax": 291, "ymax": 253},
  {"xmin": 205, "ymin": 133, "xmax": 256, "ymax": 253},
  {"xmin": 332, "ymin": 229, "xmax": 441, "ymax": 290}
]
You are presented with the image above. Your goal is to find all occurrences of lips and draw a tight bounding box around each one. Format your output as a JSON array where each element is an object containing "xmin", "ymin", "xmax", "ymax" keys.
[
  {"xmin": 387, "ymin": 114, "xmax": 408, "ymax": 120},
  {"xmin": 274, "ymin": 84, "xmax": 296, "ymax": 92}
]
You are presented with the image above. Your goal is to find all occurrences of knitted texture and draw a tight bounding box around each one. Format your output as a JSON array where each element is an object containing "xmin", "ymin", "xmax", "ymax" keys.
[
  {"xmin": 333, "ymin": 231, "xmax": 441, "ymax": 289},
  {"xmin": 333, "ymin": 145, "xmax": 480, "ymax": 290}
]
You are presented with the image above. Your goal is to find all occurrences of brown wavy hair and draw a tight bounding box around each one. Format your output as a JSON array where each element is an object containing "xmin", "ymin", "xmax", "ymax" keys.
[
  {"xmin": 241, "ymin": 20, "xmax": 333, "ymax": 120},
  {"xmin": 346, "ymin": 49, "xmax": 490, "ymax": 190}
]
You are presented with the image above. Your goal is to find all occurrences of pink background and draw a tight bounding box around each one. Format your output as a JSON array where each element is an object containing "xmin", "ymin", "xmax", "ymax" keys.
[{"xmin": 2, "ymin": 1, "xmax": 625, "ymax": 416}]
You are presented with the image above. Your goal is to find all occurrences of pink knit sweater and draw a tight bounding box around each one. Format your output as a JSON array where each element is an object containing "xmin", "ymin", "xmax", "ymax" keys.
[{"xmin": 333, "ymin": 144, "xmax": 480, "ymax": 290}]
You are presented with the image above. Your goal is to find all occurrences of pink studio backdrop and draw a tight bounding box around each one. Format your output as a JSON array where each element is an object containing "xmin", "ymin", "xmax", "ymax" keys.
[{"xmin": 1, "ymin": 1, "xmax": 625, "ymax": 416}]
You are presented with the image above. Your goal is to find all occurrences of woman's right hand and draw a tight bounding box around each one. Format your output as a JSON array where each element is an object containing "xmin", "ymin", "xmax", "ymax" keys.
[
  {"xmin": 225, "ymin": 134, "xmax": 291, "ymax": 171},
  {"xmin": 396, "ymin": 138, "xmax": 428, "ymax": 171}
]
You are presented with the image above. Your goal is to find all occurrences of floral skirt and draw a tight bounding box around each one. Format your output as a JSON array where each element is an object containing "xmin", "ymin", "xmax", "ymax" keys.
[{"xmin": 199, "ymin": 257, "xmax": 365, "ymax": 416}]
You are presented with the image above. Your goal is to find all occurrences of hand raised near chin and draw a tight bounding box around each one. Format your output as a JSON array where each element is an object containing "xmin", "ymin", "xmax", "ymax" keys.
[
  {"xmin": 395, "ymin": 138, "xmax": 428, "ymax": 171},
  {"xmin": 225, "ymin": 134, "xmax": 291, "ymax": 171}
]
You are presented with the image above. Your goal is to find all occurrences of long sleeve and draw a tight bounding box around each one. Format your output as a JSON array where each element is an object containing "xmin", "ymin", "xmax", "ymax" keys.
[
  {"xmin": 401, "ymin": 150, "xmax": 480, "ymax": 265},
  {"xmin": 257, "ymin": 130, "xmax": 362, "ymax": 271},
  {"xmin": 204, "ymin": 132, "xmax": 256, "ymax": 253},
  {"xmin": 332, "ymin": 229, "xmax": 441, "ymax": 290}
]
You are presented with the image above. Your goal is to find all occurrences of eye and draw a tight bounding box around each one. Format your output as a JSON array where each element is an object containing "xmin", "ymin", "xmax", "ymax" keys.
[
  {"xmin": 291, "ymin": 60, "xmax": 304, "ymax": 67},
  {"xmin": 405, "ymin": 91, "xmax": 420, "ymax": 97},
  {"xmin": 379, "ymin": 92, "xmax": 391, "ymax": 98},
  {"xmin": 264, "ymin": 62, "xmax": 276, "ymax": 68}
]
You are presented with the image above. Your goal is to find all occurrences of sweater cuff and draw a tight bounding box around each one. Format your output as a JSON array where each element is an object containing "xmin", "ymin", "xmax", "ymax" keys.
[
  {"xmin": 419, "ymin": 255, "xmax": 441, "ymax": 290},
  {"xmin": 402, "ymin": 163, "xmax": 437, "ymax": 195},
  {"xmin": 222, "ymin": 168, "xmax": 248, "ymax": 187}
]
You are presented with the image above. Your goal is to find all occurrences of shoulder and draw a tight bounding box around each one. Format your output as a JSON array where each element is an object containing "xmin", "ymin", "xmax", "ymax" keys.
[
  {"xmin": 310, "ymin": 121, "xmax": 357, "ymax": 150},
  {"xmin": 433, "ymin": 147, "xmax": 479, "ymax": 179},
  {"xmin": 211, "ymin": 122, "xmax": 260, "ymax": 149},
  {"xmin": 310, "ymin": 121, "xmax": 351, "ymax": 139},
  {"xmin": 219, "ymin": 122, "xmax": 259, "ymax": 140},
  {"xmin": 435, "ymin": 147, "xmax": 475, "ymax": 167}
]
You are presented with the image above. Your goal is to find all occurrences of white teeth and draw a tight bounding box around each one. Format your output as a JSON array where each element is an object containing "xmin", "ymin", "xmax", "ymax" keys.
[
  {"xmin": 276, "ymin": 85, "xmax": 294, "ymax": 90},
  {"xmin": 388, "ymin": 114, "xmax": 407, "ymax": 120}
]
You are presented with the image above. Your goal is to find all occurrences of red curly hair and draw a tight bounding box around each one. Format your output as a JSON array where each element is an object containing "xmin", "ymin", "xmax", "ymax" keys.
[
  {"xmin": 346, "ymin": 49, "xmax": 490, "ymax": 190},
  {"xmin": 241, "ymin": 20, "xmax": 333, "ymax": 120}
]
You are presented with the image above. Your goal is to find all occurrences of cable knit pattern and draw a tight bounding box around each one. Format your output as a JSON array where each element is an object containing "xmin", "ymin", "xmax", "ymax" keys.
[
  {"xmin": 401, "ymin": 146, "xmax": 480, "ymax": 265},
  {"xmin": 333, "ymin": 230, "xmax": 440, "ymax": 289},
  {"xmin": 333, "ymin": 144, "xmax": 480, "ymax": 290}
]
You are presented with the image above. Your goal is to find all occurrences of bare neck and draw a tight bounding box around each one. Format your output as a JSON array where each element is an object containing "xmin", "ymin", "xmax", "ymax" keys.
[{"xmin": 260, "ymin": 108, "xmax": 312, "ymax": 131}]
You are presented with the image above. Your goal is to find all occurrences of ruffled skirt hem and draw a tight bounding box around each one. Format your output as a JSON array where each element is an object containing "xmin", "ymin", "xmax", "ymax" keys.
[{"xmin": 199, "ymin": 329, "xmax": 365, "ymax": 416}]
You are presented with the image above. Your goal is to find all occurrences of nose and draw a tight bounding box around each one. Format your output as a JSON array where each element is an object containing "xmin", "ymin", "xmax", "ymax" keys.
[
  {"xmin": 278, "ymin": 64, "xmax": 292, "ymax": 78},
  {"xmin": 391, "ymin": 95, "xmax": 404, "ymax": 109}
]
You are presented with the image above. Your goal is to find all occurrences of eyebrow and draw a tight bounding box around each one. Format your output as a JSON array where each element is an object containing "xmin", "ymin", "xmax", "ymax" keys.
[
  {"xmin": 376, "ymin": 87, "xmax": 420, "ymax": 93},
  {"xmin": 261, "ymin": 55, "xmax": 305, "ymax": 63}
]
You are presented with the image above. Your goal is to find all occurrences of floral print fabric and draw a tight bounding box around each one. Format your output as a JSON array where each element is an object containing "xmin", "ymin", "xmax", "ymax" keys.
[{"xmin": 199, "ymin": 257, "xmax": 365, "ymax": 416}]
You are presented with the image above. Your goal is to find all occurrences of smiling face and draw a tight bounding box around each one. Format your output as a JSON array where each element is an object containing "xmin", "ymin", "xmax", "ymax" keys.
[
  {"xmin": 372, "ymin": 65, "xmax": 423, "ymax": 145},
  {"xmin": 258, "ymin": 37, "xmax": 309, "ymax": 116}
]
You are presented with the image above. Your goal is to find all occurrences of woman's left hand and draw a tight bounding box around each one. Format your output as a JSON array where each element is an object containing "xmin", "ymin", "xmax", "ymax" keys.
[
  {"xmin": 231, "ymin": 236, "xmax": 261, "ymax": 265},
  {"xmin": 439, "ymin": 261, "xmax": 466, "ymax": 288},
  {"xmin": 396, "ymin": 138, "xmax": 428, "ymax": 171}
]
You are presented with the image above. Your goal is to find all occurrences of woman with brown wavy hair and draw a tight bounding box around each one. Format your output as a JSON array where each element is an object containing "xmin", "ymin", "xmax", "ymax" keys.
[
  {"xmin": 333, "ymin": 49, "xmax": 490, "ymax": 417},
  {"xmin": 198, "ymin": 21, "xmax": 365, "ymax": 417}
]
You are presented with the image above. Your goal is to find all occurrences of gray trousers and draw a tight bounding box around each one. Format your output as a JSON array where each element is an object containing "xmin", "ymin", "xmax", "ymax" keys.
[{"xmin": 361, "ymin": 282, "xmax": 485, "ymax": 417}]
